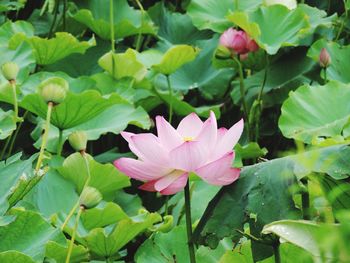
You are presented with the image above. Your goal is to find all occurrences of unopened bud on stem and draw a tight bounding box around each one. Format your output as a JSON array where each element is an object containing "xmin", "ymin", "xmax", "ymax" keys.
[
  {"xmin": 1, "ymin": 62, "xmax": 19, "ymax": 81},
  {"xmin": 79, "ymin": 186, "xmax": 102, "ymax": 209},
  {"xmin": 319, "ymin": 48, "xmax": 331, "ymax": 68},
  {"xmin": 38, "ymin": 77, "xmax": 69, "ymax": 104},
  {"xmin": 68, "ymin": 131, "xmax": 88, "ymax": 152}
]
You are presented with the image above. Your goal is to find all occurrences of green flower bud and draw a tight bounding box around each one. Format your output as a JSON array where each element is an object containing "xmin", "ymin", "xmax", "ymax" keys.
[
  {"xmin": 215, "ymin": 45, "xmax": 232, "ymax": 59},
  {"xmin": 38, "ymin": 77, "xmax": 69, "ymax": 104},
  {"xmin": 79, "ymin": 186, "xmax": 102, "ymax": 209},
  {"xmin": 1, "ymin": 62, "xmax": 19, "ymax": 81},
  {"xmin": 68, "ymin": 131, "xmax": 88, "ymax": 152}
]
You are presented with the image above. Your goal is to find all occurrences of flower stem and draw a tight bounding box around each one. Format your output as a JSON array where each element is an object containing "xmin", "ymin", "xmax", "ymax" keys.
[
  {"xmin": 0, "ymin": 135, "xmax": 12, "ymax": 160},
  {"xmin": 48, "ymin": 0, "xmax": 60, "ymax": 38},
  {"xmin": 35, "ymin": 102, "xmax": 53, "ymax": 173},
  {"xmin": 134, "ymin": 0, "xmax": 144, "ymax": 51},
  {"xmin": 65, "ymin": 206, "xmax": 83, "ymax": 263},
  {"xmin": 233, "ymin": 57, "xmax": 250, "ymax": 138},
  {"xmin": 273, "ymin": 243, "xmax": 281, "ymax": 263},
  {"xmin": 57, "ymin": 129, "xmax": 64, "ymax": 156},
  {"xmin": 301, "ymin": 178, "xmax": 310, "ymax": 220},
  {"xmin": 10, "ymin": 80, "xmax": 18, "ymax": 120},
  {"xmin": 63, "ymin": 0, "xmax": 67, "ymax": 30},
  {"xmin": 166, "ymin": 75, "xmax": 174, "ymax": 124},
  {"xmin": 323, "ymin": 68, "xmax": 328, "ymax": 84},
  {"xmin": 7, "ymin": 111, "xmax": 28, "ymax": 158},
  {"xmin": 184, "ymin": 181, "xmax": 196, "ymax": 263},
  {"xmin": 110, "ymin": 0, "xmax": 115, "ymax": 52}
]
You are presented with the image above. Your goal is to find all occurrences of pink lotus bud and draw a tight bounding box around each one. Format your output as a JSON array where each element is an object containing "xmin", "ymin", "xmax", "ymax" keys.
[
  {"xmin": 319, "ymin": 48, "xmax": 331, "ymax": 68},
  {"xmin": 219, "ymin": 28, "xmax": 258, "ymax": 55}
]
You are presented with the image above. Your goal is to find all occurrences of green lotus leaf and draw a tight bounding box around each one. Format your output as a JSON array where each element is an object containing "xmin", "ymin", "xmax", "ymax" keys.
[
  {"xmin": 0, "ymin": 208, "xmax": 65, "ymax": 262},
  {"xmin": 0, "ymin": 42, "xmax": 35, "ymax": 83},
  {"xmin": 148, "ymin": 2, "xmax": 212, "ymax": 45},
  {"xmin": 72, "ymin": 0, "xmax": 156, "ymax": 40},
  {"xmin": 10, "ymin": 32, "xmax": 96, "ymax": 65},
  {"xmin": 0, "ymin": 109, "xmax": 16, "ymax": 140},
  {"xmin": 152, "ymin": 45, "xmax": 200, "ymax": 75},
  {"xmin": 262, "ymin": 220, "xmax": 339, "ymax": 260},
  {"xmin": 0, "ymin": 153, "xmax": 35, "ymax": 215},
  {"xmin": 195, "ymin": 144, "xmax": 350, "ymax": 249},
  {"xmin": 31, "ymin": 102, "xmax": 151, "ymax": 153},
  {"xmin": 279, "ymin": 81, "xmax": 350, "ymax": 143},
  {"xmin": 81, "ymin": 202, "xmax": 128, "ymax": 230},
  {"xmin": 187, "ymin": 0, "xmax": 263, "ymax": 33},
  {"xmin": 24, "ymin": 169, "xmax": 79, "ymax": 218},
  {"xmin": 307, "ymin": 39, "xmax": 350, "ymax": 83},
  {"xmin": 0, "ymin": 251, "xmax": 35, "ymax": 263},
  {"xmin": 0, "ymin": 20, "xmax": 34, "ymax": 45},
  {"xmin": 98, "ymin": 49, "xmax": 147, "ymax": 82},
  {"xmin": 20, "ymin": 90, "xmax": 119, "ymax": 130},
  {"xmin": 227, "ymin": 5, "xmax": 310, "ymax": 54},
  {"xmin": 154, "ymin": 38, "xmax": 232, "ymax": 98},
  {"xmin": 45, "ymin": 241, "xmax": 89, "ymax": 263},
  {"xmin": 58, "ymin": 152, "xmax": 130, "ymax": 199},
  {"xmin": 84, "ymin": 210, "xmax": 161, "ymax": 257}
]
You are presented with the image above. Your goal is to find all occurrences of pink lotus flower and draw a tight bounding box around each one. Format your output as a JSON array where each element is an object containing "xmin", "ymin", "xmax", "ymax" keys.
[
  {"xmin": 114, "ymin": 112, "xmax": 243, "ymax": 195},
  {"xmin": 219, "ymin": 28, "xmax": 259, "ymax": 55}
]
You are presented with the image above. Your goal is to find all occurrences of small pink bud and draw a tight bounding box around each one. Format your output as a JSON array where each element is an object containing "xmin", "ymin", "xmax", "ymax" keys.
[{"xmin": 319, "ymin": 48, "xmax": 331, "ymax": 68}]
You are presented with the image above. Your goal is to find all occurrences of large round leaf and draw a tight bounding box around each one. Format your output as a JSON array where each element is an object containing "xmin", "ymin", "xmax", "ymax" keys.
[
  {"xmin": 228, "ymin": 5, "xmax": 310, "ymax": 54},
  {"xmin": 279, "ymin": 81, "xmax": 350, "ymax": 143},
  {"xmin": 84, "ymin": 211, "xmax": 161, "ymax": 257},
  {"xmin": 152, "ymin": 45, "xmax": 200, "ymax": 75},
  {"xmin": 148, "ymin": 3, "xmax": 212, "ymax": 45},
  {"xmin": 187, "ymin": 0, "xmax": 263, "ymax": 33},
  {"xmin": 0, "ymin": 209, "xmax": 65, "ymax": 262},
  {"xmin": 98, "ymin": 49, "xmax": 147, "ymax": 82},
  {"xmin": 154, "ymin": 38, "xmax": 232, "ymax": 97},
  {"xmin": 20, "ymin": 90, "xmax": 119, "ymax": 130},
  {"xmin": 0, "ymin": 251, "xmax": 35, "ymax": 263},
  {"xmin": 58, "ymin": 153, "xmax": 130, "ymax": 199},
  {"xmin": 10, "ymin": 32, "xmax": 96, "ymax": 65},
  {"xmin": 72, "ymin": 0, "xmax": 156, "ymax": 40}
]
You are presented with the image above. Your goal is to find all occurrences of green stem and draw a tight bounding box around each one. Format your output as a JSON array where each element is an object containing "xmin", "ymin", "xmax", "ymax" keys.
[
  {"xmin": 48, "ymin": 0, "xmax": 60, "ymax": 38},
  {"xmin": 63, "ymin": 0, "xmax": 67, "ymax": 30},
  {"xmin": 110, "ymin": 0, "xmax": 115, "ymax": 52},
  {"xmin": 233, "ymin": 57, "xmax": 250, "ymax": 137},
  {"xmin": 65, "ymin": 206, "xmax": 83, "ymax": 263},
  {"xmin": 10, "ymin": 80, "xmax": 18, "ymax": 120},
  {"xmin": 327, "ymin": 0, "xmax": 331, "ymax": 14},
  {"xmin": 7, "ymin": 111, "xmax": 28, "ymax": 158},
  {"xmin": 301, "ymin": 178, "xmax": 310, "ymax": 220},
  {"xmin": 273, "ymin": 243, "xmax": 281, "ymax": 263},
  {"xmin": 0, "ymin": 135, "xmax": 12, "ymax": 160},
  {"xmin": 35, "ymin": 102, "xmax": 53, "ymax": 172},
  {"xmin": 61, "ymin": 200, "xmax": 80, "ymax": 231},
  {"xmin": 57, "ymin": 129, "xmax": 64, "ymax": 156},
  {"xmin": 134, "ymin": 0, "xmax": 144, "ymax": 51},
  {"xmin": 324, "ymin": 68, "xmax": 328, "ymax": 84},
  {"xmin": 257, "ymin": 55, "xmax": 268, "ymax": 102},
  {"xmin": 166, "ymin": 75, "xmax": 174, "ymax": 124},
  {"xmin": 40, "ymin": 0, "xmax": 49, "ymax": 16},
  {"xmin": 184, "ymin": 181, "xmax": 196, "ymax": 263}
]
